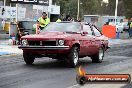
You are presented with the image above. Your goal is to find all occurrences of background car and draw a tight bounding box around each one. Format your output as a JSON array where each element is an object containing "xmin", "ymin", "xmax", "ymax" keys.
[{"xmin": 19, "ymin": 22, "xmax": 109, "ymax": 68}]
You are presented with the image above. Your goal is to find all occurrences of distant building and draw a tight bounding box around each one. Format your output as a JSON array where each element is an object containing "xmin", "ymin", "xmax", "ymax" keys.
[{"xmin": 84, "ymin": 15, "xmax": 99, "ymax": 23}]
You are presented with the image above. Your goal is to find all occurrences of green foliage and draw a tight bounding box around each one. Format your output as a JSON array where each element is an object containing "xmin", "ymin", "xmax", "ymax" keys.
[
  {"xmin": 53, "ymin": 0, "xmax": 69, "ymax": 15},
  {"xmin": 53, "ymin": 0, "xmax": 103, "ymax": 19},
  {"xmin": 64, "ymin": 0, "xmax": 78, "ymax": 18},
  {"xmin": 80, "ymin": 0, "xmax": 101, "ymax": 15},
  {"xmin": 123, "ymin": 0, "xmax": 132, "ymax": 18}
]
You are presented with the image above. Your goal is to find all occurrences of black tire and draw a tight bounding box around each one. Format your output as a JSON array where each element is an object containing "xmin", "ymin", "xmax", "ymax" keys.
[
  {"xmin": 67, "ymin": 47, "xmax": 79, "ymax": 68},
  {"xmin": 91, "ymin": 47, "xmax": 104, "ymax": 63},
  {"xmin": 76, "ymin": 75, "xmax": 87, "ymax": 85},
  {"xmin": 23, "ymin": 52, "xmax": 35, "ymax": 65}
]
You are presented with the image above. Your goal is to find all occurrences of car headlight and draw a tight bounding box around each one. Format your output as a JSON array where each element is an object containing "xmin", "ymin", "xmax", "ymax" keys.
[
  {"xmin": 22, "ymin": 39, "xmax": 28, "ymax": 46},
  {"xmin": 58, "ymin": 40, "xmax": 64, "ymax": 46}
]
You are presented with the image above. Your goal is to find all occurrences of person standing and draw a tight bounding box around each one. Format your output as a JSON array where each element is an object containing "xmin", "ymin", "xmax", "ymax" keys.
[
  {"xmin": 129, "ymin": 22, "xmax": 132, "ymax": 37},
  {"xmin": 65, "ymin": 15, "xmax": 72, "ymax": 21},
  {"xmin": 56, "ymin": 16, "xmax": 61, "ymax": 22},
  {"xmin": 37, "ymin": 12, "xmax": 50, "ymax": 30},
  {"xmin": 2, "ymin": 19, "xmax": 5, "ymax": 30},
  {"xmin": 128, "ymin": 18, "xmax": 132, "ymax": 37}
]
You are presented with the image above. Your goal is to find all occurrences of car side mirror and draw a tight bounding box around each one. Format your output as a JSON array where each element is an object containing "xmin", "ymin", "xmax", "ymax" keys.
[{"xmin": 81, "ymin": 31, "xmax": 88, "ymax": 36}]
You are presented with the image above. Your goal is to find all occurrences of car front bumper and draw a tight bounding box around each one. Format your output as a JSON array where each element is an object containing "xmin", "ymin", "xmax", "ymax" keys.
[{"xmin": 18, "ymin": 45, "xmax": 70, "ymax": 50}]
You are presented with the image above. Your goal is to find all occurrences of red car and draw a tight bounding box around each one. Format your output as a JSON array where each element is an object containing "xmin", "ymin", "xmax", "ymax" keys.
[{"xmin": 18, "ymin": 22, "xmax": 109, "ymax": 67}]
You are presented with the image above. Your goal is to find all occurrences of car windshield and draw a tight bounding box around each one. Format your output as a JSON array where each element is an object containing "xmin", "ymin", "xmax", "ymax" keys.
[{"xmin": 41, "ymin": 22, "xmax": 81, "ymax": 33}]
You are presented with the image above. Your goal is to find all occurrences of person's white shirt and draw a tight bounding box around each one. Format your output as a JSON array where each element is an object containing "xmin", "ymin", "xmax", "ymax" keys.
[{"xmin": 2, "ymin": 20, "xmax": 5, "ymax": 30}]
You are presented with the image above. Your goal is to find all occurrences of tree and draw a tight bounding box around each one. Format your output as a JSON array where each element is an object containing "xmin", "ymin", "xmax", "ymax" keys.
[
  {"xmin": 53, "ymin": 0, "xmax": 103, "ymax": 19},
  {"xmin": 100, "ymin": 2, "xmax": 108, "ymax": 15},
  {"xmin": 123, "ymin": 0, "xmax": 132, "ymax": 18},
  {"xmin": 106, "ymin": 0, "xmax": 116, "ymax": 15},
  {"xmin": 80, "ymin": 0, "xmax": 102, "ymax": 15},
  {"xmin": 53, "ymin": 0, "xmax": 69, "ymax": 15},
  {"xmin": 117, "ymin": 0, "xmax": 125, "ymax": 16},
  {"xmin": 64, "ymin": 0, "xmax": 78, "ymax": 18}
]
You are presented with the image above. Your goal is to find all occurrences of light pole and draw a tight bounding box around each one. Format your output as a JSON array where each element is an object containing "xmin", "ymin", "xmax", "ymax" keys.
[
  {"xmin": 77, "ymin": 0, "xmax": 80, "ymax": 20},
  {"xmin": 115, "ymin": 0, "xmax": 118, "ymax": 25},
  {"xmin": 4, "ymin": 0, "xmax": 6, "ymax": 6},
  {"xmin": 16, "ymin": 4, "xmax": 18, "ymax": 22}
]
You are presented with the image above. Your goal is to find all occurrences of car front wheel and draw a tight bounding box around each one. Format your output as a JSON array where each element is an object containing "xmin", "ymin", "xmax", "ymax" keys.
[
  {"xmin": 67, "ymin": 47, "xmax": 79, "ymax": 68},
  {"xmin": 23, "ymin": 52, "xmax": 35, "ymax": 65},
  {"xmin": 91, "ymin": 47, "xmax": 104, "ymax": 63}
]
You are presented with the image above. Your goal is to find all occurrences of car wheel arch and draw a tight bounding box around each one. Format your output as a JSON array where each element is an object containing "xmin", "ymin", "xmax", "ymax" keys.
[{"xmin": 72, "ymin": 43, "xmax": 80, "ymax": 51}]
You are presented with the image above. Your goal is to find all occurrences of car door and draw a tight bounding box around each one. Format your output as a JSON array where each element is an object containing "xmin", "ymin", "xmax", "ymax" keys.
[
  {"xmin": 80, "ymin": 24, "xmax": 95, "ymax": 56},
  {"xmin": 91, "ymin": 26, "xmax": 102, "ymax": 54}
]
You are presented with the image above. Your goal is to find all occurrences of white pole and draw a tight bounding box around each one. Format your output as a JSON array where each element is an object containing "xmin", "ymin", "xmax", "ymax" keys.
[
  {"xmin": 115, "ymin": 0, "xmax": 118, "ymax": 25},
  {"xmin": 77, "ymin": 0, "xmax": 80, "ymax": 20},
  {"xmin": 9, "ymin": 3, "xmax": 11, "ymax": 38},
  {"xmin": 4, "ymin": 0, "xmax": 6, "ymax": 6},
  {"xmin": 48, "ymin": 0, "xmax": 52, "ymax": 18},
  {"xmin": 49, "ymin": 0, "xmax": 52, "ymax": 5},
  {"xmin": 16, "ymin": 4, "xmax": 18, "ymax": 22}
]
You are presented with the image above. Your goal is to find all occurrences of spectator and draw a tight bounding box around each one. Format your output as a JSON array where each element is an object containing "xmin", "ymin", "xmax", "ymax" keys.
[
  {"xmin": 128, "ymin": 18, "xmax": 132, "ymax": 37},
  {"xmin": 56, "ymin": 16, "xmax": 61, "ymax": 22},
  {"xmin": 2, "ymin": 19, "xmax": 5, "ymax": 30},
  {"xmin": 37, "ymin": 12, "xmax": 50, "ymax": 30}
]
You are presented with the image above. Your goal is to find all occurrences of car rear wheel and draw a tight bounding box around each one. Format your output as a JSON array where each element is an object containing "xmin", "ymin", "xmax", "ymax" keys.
[
  {"xmin": 91, "ymin": 47, "xmax": 104, "ymax": 63},
  {"xmin": 67, "ymin": 47, "xmax": 79, "ymax": 68},
  {"xmin": 23, "ymin": 52, "xmax": 35, "ymax": 65}
]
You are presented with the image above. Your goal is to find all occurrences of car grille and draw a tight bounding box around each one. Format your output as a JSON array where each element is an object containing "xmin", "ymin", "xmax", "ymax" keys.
[{"xmin": 28, "ymin": 40, "xmax": 57, "ymax": 46}]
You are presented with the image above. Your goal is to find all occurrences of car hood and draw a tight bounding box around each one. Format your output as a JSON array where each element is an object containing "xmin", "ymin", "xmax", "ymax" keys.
[{"xmin": 21, "ymin": 32, "xmax": 74, "ymax": 40}]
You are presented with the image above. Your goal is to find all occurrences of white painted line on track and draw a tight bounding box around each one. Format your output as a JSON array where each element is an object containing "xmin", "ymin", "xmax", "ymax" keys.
[{"xmin": 67, "ymin": 84, "xmax": 80, "ymax": 88}]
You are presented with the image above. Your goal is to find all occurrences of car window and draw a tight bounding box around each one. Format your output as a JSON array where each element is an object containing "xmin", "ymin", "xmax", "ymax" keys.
[
  {"xmin": 92, "ymin": 26, "xmax": 102, "ymax": 36},
  {"xmin": 83, "ymin": 25, "xmax": 93, "ymax": 35}
]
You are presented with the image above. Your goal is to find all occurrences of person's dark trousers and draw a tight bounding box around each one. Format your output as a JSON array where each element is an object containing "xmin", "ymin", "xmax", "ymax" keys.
[{"xmin": 129, "ymin": 28, "xmax": 132, "ymax": 37}]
